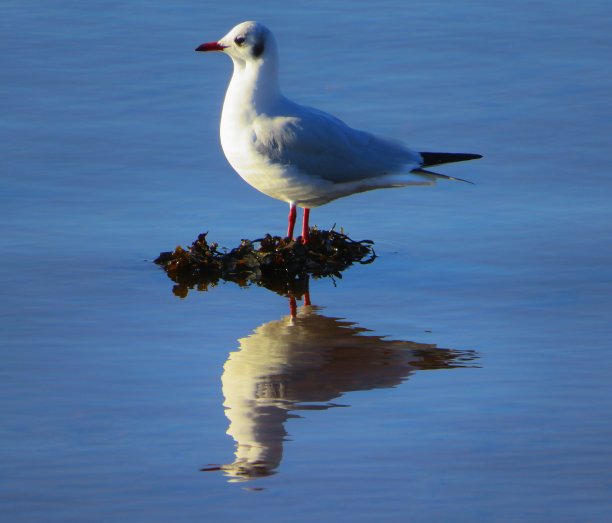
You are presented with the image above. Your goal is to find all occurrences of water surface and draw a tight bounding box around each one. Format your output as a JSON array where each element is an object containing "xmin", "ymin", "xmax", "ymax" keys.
[{"xmin": 2, "ymin": 1, "xmax": 612, "ymax": 521}]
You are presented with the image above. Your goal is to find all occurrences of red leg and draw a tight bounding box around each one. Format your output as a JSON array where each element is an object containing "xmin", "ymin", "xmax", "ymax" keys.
[
  {"xmin": 301, "ymin": 208, "xmax": 310, "ymax": 244},
  {"xmin": 289, "ymin": 296, "xmax": 297, "ymax": 318},
  {"xmin": 287, "ymin": 203, "xmax": 297, "ymax": 239},
  {"xmin": 303, "ymin": 291, "xmax": 311, "ymax": 306}
]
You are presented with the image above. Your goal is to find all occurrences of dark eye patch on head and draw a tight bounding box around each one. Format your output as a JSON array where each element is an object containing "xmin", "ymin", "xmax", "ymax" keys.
[
  {"xmin": 234, "ymin": 35, "xmax": 245, "ymax": 46},
  {"xmin": 252, "ymin": 39, "xmax": 265, "ymax": 58}
]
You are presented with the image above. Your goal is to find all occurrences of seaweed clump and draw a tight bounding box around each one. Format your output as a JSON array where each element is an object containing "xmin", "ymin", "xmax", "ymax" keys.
[{"xmin": 154, "ymin": 229, "xmax": 376, "ymax": 298}]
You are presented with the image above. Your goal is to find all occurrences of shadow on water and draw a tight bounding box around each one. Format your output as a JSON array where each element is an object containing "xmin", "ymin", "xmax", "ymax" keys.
[
  {"xmin": 155, "ymin": 235, "xmax": 478, "ymax": 483},
  {"xmin": 200, "ymin": 294, "xmax": 478, "ymax": 483},
  {"xmin": 155, "ymin": 239, "xmax": 479, "ymax": 484}
]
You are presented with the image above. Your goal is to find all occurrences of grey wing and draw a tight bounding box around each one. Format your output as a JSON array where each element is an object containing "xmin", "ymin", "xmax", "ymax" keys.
[{"xmin": 257, "ymin": 105, "xmax": 422, "ymax": 183}]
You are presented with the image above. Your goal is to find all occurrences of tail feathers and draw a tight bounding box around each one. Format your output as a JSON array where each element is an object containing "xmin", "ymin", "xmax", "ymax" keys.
[
  {"xmin": 419, "ymin": 152, "xmax": 482, "ymax": 167},
  {"xmin": 412, "ymin": 168, "xmax": 475, "ymax": 185}
]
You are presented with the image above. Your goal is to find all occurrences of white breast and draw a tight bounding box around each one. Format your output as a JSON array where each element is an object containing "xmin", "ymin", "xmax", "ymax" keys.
[{"xmin": 220, "ymin": 109, "xmax": 337, "ymax": 207}]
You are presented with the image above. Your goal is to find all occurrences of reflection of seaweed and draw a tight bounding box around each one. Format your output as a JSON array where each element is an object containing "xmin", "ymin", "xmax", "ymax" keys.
[{"xmin": 154, "ymin": 230, "xmax": 376, "ymax": 298}]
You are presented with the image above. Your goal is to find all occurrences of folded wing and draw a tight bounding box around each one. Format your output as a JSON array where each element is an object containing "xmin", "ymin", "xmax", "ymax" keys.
[{"xmin": 253, "ymin": 103, "xmax": 423, "ymax": 184}]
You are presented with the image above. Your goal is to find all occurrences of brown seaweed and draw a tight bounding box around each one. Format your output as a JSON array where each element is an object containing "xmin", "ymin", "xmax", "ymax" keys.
[{"xmin": 154, "ymin": 229, "xmax": 376, "ymax": 298}]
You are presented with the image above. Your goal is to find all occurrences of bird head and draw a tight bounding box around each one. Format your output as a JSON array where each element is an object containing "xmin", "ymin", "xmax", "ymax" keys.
[{"xmin": 196, "ymin": 21, "xmax": 274, "ymax": 64}]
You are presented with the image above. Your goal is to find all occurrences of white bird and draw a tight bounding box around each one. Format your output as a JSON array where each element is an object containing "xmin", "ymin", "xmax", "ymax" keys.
[{"xmin": 196, "ymin": 21, "xmax": 481, "ymax": 243}]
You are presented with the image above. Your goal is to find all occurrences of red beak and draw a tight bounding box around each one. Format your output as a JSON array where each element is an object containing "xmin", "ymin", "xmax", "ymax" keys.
[{"xmin": 195, "ymin": 41, "xmax": 226, "ymax": 52}]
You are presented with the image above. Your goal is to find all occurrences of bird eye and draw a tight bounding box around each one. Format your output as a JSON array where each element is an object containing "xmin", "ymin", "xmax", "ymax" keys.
[{"xmin": 234, "ymin": 36, "xmax": 246, "ymax": 46}]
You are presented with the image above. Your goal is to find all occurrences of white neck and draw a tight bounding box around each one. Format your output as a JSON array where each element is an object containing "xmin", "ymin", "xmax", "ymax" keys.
[{"xmin": 222, "ymin": 46, "xmax": 282, "ymax": 121}]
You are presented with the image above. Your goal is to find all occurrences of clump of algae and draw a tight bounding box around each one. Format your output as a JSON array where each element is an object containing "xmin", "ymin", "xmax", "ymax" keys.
[{"xmin": 154, "ymin": 229, "xmax": 376, "ymax": 298}]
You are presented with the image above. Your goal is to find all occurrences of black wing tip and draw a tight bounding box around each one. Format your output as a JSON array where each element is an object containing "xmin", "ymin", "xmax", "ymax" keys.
[{"xmin": 420, "ymin": 152, "xmax": 483, "ymax": 167}]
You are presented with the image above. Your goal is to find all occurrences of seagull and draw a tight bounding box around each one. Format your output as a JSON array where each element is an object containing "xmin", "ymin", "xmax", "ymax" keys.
[{"xmin": 196, "ymin": 21, "xmax": 482, "ymax": 243}]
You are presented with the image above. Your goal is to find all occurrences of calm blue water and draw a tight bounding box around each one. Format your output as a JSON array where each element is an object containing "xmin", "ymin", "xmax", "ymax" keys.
[{"xmin": 2, "ymin": 1, "xmax": 612, "ymax": 521}]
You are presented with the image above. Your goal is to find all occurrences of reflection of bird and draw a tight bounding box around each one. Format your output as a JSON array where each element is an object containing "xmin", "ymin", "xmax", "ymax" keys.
[
  {"xmin": 196, "ymin": 21, "xmax": 482, "ymax": 242},
  {"xmin": 204, "ymin": 305, "xmax": 477, "ymax": 482}
]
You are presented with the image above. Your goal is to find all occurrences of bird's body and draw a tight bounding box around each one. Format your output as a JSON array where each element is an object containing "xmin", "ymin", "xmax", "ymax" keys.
[{"xmin": 197, "ymin": 21, "xmax": 481, "ymax": 241}]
